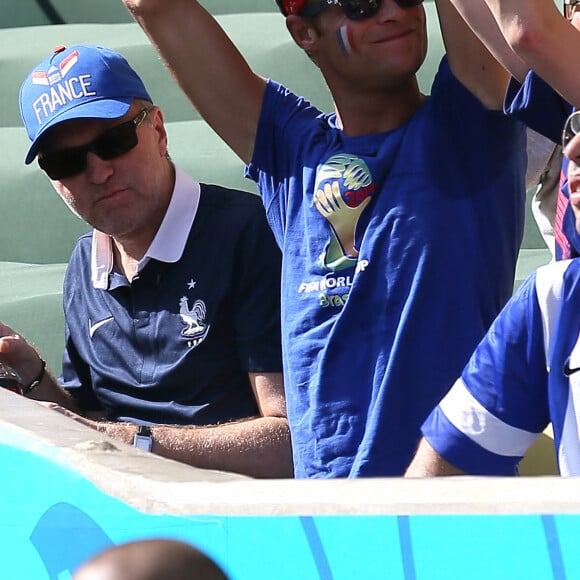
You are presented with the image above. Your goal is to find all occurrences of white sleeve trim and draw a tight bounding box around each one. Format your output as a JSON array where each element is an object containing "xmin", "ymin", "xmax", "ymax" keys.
[
  {"xmin": 535, "ymin": 260, "xmax": 572, "ymax": 369},
  {"xmin": 439, "ymin": 379, "xmax": 539, "ymax": 457}
]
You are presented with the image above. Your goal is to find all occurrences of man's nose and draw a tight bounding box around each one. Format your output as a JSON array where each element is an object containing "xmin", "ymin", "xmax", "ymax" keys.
[{"xmin": 85, "ymin": 151, "xmax": 114, "ymax": 183}]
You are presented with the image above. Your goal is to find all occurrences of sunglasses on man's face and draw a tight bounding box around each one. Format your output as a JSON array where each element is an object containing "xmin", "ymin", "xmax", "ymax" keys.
[
  {"xmin": 563, "ymin": 111, "xmax": 580, "ymax": 149},
  {"xmin": 300, "ymin": 0, "xmax": 423, "ymax": 21},
  {"xmin": 38, "ymin": 107, "xmax": 151, "ymax": 181}
]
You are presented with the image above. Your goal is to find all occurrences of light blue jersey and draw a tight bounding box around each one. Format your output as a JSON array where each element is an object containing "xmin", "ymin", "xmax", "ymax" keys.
[{"xmin": 423, "ymin": 259, "xmax": 580, "ymax": 476}]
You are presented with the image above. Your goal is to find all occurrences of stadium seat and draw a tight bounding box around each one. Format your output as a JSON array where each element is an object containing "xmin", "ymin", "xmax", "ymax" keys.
[
  {"xmin": 1, "ymin": 0, "xmax": 279, "ymax": 29},
  {"xmin": 519, "ymin": 425, "xmax": 558, "ymax": 476}
]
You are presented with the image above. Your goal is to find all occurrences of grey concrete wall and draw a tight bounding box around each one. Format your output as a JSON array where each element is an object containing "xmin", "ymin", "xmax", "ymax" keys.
[{"xmin": 1, "ymin": 389, "xmax": 577, "ymax": 517}]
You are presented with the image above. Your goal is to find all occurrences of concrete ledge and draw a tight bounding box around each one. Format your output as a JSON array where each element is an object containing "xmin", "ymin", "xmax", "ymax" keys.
[
  {"xmin": 1, "ymin": 389, "xmax": 576, "ymax": 517},
  {"xmin": 4, "ymin": 389, "xmax": 580, "ymax": 580}
]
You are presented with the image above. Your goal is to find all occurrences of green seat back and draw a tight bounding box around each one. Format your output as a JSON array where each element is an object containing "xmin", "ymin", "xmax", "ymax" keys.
[
  {"xmin": 1, "ymin": 0, "xmax": 279, "ymax": 29},
  {"xmin": 0, "ymin": 11, "xmax": 445, "ymax": 264}
]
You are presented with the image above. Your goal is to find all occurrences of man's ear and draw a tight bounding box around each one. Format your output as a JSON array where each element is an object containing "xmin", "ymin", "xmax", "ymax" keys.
[
  {"xmin": 286, "ymin": 15, "xmax": 319, "ymax": 52},
  {"xmin": 150, "ymin": 106, "xmax": 169, "ymax": 157}
]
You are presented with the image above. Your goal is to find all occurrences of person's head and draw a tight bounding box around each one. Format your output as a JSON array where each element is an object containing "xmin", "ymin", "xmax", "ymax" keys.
[
  {"xmin": 563, "ymin": 111, "xmax": 580, "ymax": 233},
  {"xmin": 19, "ymin": 45, "xmax": 173, "ymax": 242},
  {"xmin": 73, "ymin": 538, "xmax": 229, "ymax": 580},
  {"xmin": 275, "ymin": 0, "xmax": 427, "ymax": 90}
]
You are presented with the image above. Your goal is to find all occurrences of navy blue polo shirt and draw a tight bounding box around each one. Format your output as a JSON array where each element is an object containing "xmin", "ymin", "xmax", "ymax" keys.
[{"xmin": 60, "ymin": 167, "xmax": 282, "ymax": 426}]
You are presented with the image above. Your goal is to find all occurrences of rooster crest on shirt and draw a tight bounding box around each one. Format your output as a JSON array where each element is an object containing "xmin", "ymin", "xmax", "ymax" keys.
[{"xmin": 179, "ymin": 296, "xmax": 210, "ymax": 348}]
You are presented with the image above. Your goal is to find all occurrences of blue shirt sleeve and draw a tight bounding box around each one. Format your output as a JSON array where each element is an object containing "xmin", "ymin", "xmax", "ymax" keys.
[
  {"xmin": 504, "ymin": 72, "xmax": 572, "ymax": 143},
  {"xmin": 61, "ymin": 317, "xmax": 104, "ymax": 413},
  {"xmin": 231, "ymin": 206, "xmax": 283, "ymax": 373},
  {"xmin": 422, "ymin": 272, "xmax": 551, "ymax": 474}
]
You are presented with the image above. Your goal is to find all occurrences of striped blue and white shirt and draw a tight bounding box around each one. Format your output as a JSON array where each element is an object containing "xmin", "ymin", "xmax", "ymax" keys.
[{"xmin": 422, "ymin": 259, "xmax": 580, "ymax": 476}]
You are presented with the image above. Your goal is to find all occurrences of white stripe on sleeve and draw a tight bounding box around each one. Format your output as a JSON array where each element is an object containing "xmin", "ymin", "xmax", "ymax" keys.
[{"xmin": 439, "ymin": 379, "xmax": 540, "ymax": 457}]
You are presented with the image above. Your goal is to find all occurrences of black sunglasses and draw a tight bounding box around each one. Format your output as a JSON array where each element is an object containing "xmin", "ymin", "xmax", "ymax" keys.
[
  {"xmin": 563, "ymin": 110, "xmax": 580, "ymax": 149},
  {"xmin": 300, "ymin": 0, "xmax": 423, "ymax": 20},
  {"xmin": 38, "ymin": 107, "xmax": 152, "ymax": 180}
]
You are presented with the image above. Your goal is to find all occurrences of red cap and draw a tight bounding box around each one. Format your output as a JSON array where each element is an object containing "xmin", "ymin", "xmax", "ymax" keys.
[{"xmin": 282, "ymin": 0, "xmax": 308, "ymax": 14}]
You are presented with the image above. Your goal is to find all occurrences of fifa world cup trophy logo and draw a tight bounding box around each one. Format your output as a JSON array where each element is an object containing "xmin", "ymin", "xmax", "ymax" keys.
[{"xmin": 314, "ymin": 154, "xmax": 374, "ymax": 271}]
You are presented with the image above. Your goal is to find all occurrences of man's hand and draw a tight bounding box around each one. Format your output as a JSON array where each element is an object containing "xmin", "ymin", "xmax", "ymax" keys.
[{"xmin": 0, "ymin": 322, "xmax": 47, "ymax": 388}]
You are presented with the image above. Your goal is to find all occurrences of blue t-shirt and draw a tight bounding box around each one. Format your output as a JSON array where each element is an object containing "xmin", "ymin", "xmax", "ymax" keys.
[
  {"xmin": 504, "ymin": 72, "xmax": 580, "ymax": 258},
  {"xmin": 247, "ymin": 57, "xmax": 527, "ymax": 477},
  {"xmin": 422, "ymin": 259, "xmax": 580, "ymax": 476},
  {"xmin": 61, "ymin": 183, "xmax": 283, "ymax": 426}
]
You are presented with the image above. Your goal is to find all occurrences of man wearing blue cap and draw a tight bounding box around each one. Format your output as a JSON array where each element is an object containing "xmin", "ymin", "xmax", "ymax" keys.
[{"xmin": 2, "ymin": 44, "xmax": 292, "ymax": 479}]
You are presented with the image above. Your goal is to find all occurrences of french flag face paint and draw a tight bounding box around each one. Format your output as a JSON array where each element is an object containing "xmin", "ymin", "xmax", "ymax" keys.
[{"xmin": 336, "ymin": 24, "xmax": 353, "ymax": 56}]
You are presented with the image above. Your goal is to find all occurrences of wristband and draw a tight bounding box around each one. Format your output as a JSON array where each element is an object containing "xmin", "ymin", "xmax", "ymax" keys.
[{"xmin": 22, "ymin": 358, "xmax": 46, "ymax": 395}]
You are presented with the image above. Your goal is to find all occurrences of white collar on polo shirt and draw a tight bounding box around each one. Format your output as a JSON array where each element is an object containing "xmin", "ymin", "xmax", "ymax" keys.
[{"xmin": 90, "ymin": 165, "xmax": 201, "ymax": 289}]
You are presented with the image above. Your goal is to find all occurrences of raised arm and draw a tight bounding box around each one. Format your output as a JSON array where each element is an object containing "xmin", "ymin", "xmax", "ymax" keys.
[
  {"xmin": 448, "ymin": 0, "xmax": 580, "ymax": 109},
  {"xmin": 440, "ymin": 0, "xmax": 529, "ymax": 82},
  {"xmin": 435, "ymin": 0, "xmax": 513, "ymax": 109},
  {"xmin": 484, "ymin": 0, "xmax": 580, "ymax": 109},
  {"xmin": 405, "ymin": 438, "xmax": 467, "ymax": 477},
  {"xmin": 122, "ymin": 0, "xmax": 266, "ymax": 164}
]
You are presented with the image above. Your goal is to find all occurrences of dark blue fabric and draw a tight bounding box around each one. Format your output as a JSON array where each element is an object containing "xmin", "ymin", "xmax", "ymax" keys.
[{"xmin": 61, "ymin": 184, "xmax": 282, "ymax": 426}]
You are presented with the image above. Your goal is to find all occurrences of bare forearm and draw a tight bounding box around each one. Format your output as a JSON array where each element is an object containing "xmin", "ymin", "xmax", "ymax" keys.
[
  {"xmin": 444, "ymin": 0, "xmax": 529, "ymax": 82},
  {"xmin": 99, "ymin": 416, "xmax": 294, "ymax": 479},
  {"xmin": 485, "ymin": 0, "xmax": 580, "ymax": 107},
  {"xmin": 121, "ymin": 0, "xmax": 264, "ymax": 162},
  {"xmin": 155, "ymin": 416, "xmax": 292, "ymax": 478},
  {"xmin": 123, "ymin": 0, "xmax": 233, "ymax": 101},
  {"xmin": 25, "ymin": 364, "xmax": 81, "ymax": 413},
  {"xmin": 0, "ymin": 327, "xmax": 81, "ymax": 413},
  {"xmin": 436, "ymin": 0, "xmax": 511, "ymax": 109},
  {"xmin": 405, "ymin": 438, "xmax": 467, "ymax": 477}
]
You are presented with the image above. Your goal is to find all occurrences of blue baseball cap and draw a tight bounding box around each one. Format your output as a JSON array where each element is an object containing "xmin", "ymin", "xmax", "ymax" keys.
[{"xmin": 19, "ymin": 44, "xmax": 152, "ymax": 164}]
